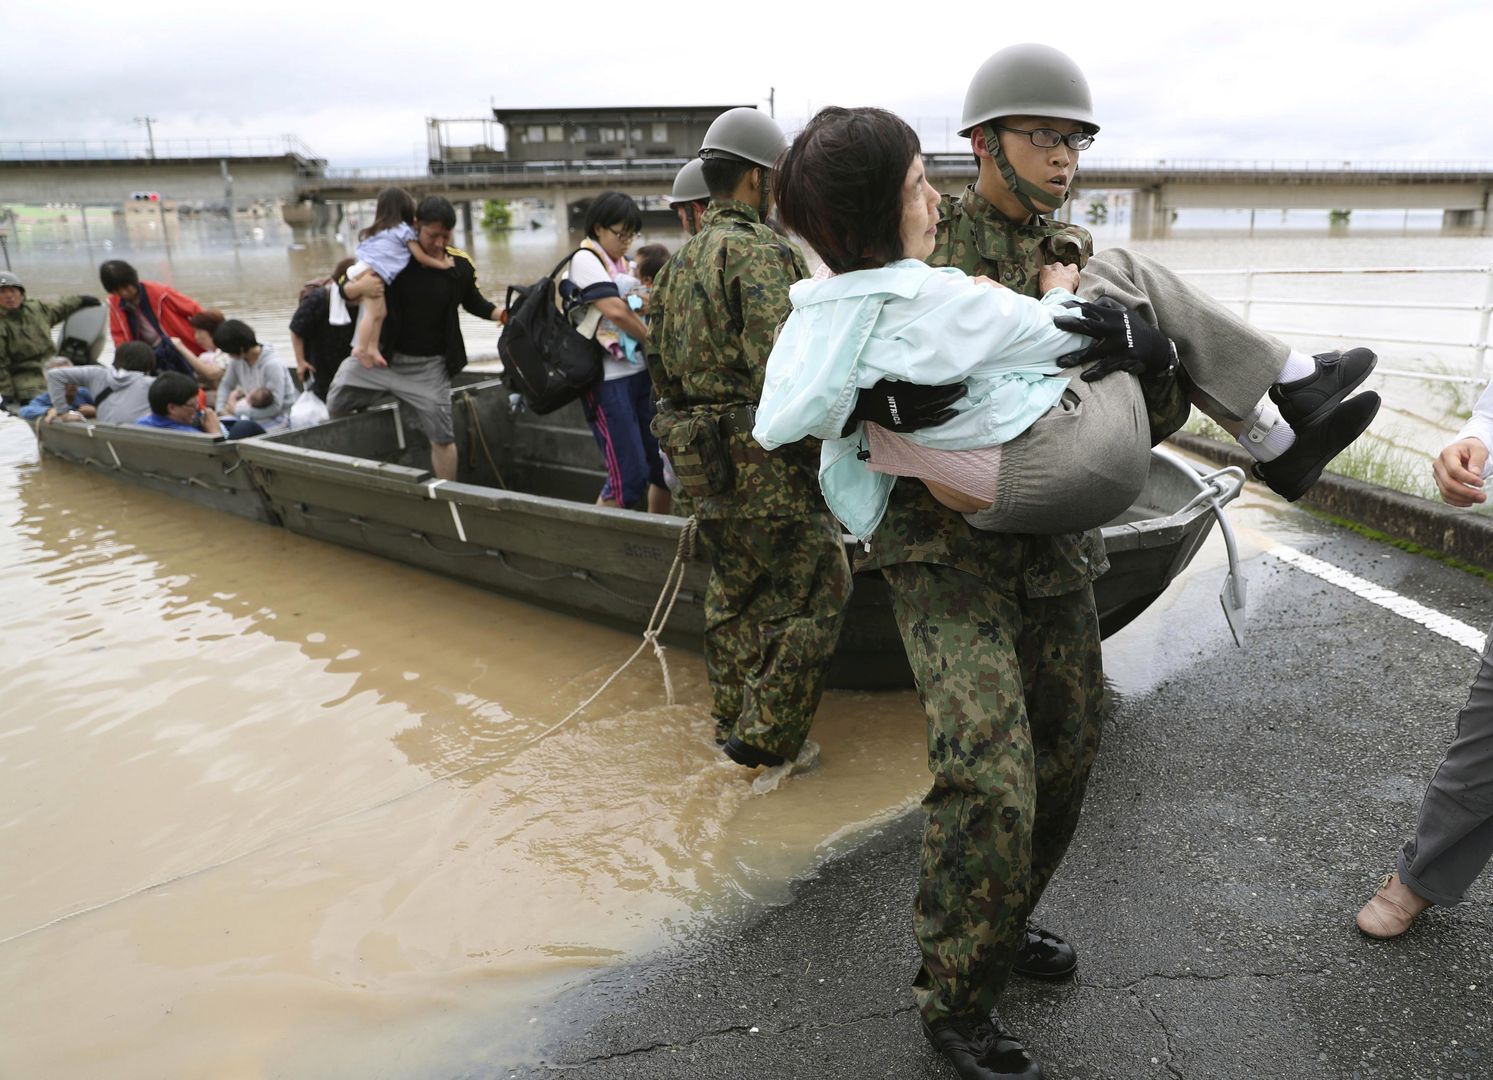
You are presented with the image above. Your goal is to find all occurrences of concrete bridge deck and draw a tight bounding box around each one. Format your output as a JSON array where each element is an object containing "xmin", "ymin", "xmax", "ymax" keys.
[{"xmin": 3, "ymin": 143, "xmax": 1489, "ymax": 237}]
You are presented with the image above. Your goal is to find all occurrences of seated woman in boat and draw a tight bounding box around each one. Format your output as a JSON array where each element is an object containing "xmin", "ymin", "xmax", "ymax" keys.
[
  {"xmin": 212, "ymin": 319, "xmax": 295, "ymax": 433},
  {"xmin": 753, "ymin": 106, "xmax": 1383, "ymax": 537}
]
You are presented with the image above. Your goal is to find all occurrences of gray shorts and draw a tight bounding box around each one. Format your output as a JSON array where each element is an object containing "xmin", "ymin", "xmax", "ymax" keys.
[
  {"xmin": 326, "ymin": 352, "xmax": 453, "ymax": 444},
  {"xmin": 962, "ymin": 370, "xmax": 1150, "ymax": 535}
]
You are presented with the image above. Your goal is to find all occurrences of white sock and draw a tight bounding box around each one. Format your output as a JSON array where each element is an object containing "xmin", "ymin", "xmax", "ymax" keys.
[
  {"xmin": 1236, "ymin": 402, "xmax": 1297, "ymax": 462},
  {"xmin": 1278, "ymin": 350, "xmax": 1316, "ymax": 385}
]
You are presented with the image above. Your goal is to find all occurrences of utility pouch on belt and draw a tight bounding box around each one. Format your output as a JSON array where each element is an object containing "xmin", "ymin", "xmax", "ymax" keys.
[{"xmin": 652, "ymin": 411, "xmax": 734, "ymax": 498}]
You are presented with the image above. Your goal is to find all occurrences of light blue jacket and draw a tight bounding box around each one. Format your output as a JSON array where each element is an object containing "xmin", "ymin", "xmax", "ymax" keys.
[{"xmin": 752, "ymin": 259, "xmax": 1089, "ymax": 538}]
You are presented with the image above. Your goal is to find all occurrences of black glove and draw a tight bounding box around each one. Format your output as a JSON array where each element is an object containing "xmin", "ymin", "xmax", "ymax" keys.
[
  {"xmin": 842, "ymin": 378, "xmax": 966, "ymax": 437},
  {"xmin": 77, "ymin": 295, "xmax": 102, "ymax": 307},
  {"xmin": 1051, "ymin": 296, "xmax": 1178, "ymax": 383}
]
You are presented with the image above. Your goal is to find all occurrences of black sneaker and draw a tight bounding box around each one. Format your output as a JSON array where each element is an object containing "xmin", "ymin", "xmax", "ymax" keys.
[
  {"xmin": 1270, "ymin": 347, "xmax": 1377, "ymax": 427},
  {"xmin": 722, "ymin": 735, "xmax": 785, "ymax": 768},
  {"xmin": 1253, "ymin": 391, "xmax": 1381, "ymax": 502},
  {"xmin": 922, "ymin": 1015, "xmax": 1042, "ymax": 1080},
  {"xmin": 1011, "ymin": 922, "xmax": 1077, "ymax": 981}
]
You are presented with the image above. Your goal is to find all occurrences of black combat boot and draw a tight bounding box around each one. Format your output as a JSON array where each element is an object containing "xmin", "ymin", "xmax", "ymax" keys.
[
  {"xmin": 1011, "ymin": 922, "xmax": 1077, "ymax": 980},
  {"xmin": 721, "ymin": 735, "xmax": 785, "ymax": 768},
  {"xmin": 1270, "ymin": 347, "xmax": 1377, "ymax": 426},
  {"xmin": 1253, "ymin": 391, "xmax": 1381, "ymax": 502},
  {"xmin": 922, "ymin": 1015, "xmax": 1042, "ymax": 1080}
]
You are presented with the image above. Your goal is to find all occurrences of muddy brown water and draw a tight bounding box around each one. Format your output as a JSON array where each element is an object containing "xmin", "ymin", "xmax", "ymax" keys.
[{"xmin": 0, "ymin": 455, "xmax": 930, "ymax": 1078}]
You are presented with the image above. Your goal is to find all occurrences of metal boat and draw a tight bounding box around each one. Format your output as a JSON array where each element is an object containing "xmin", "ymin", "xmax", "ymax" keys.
[{"xmin": 35, "ymin": 374, "xmax": 1244, "ymax": 689}]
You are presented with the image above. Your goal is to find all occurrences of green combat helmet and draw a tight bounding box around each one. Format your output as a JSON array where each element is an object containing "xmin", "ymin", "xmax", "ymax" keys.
[
  {"xmin": 958, "ymin": 42, "xmax": 1100, "ymax": 217},
  {"xmin": 668, "ymin": 158, "xmax": 712, "ymax": 234},
  {"xmin": 0, "ymin": 271, "xmax": 24, "ymax": 295},
  {"xmin": 667, "ymin": 158, "xmax": 711, "ymax": 205},
  {"xmin": 699, "ymin": 107, "xmax": 787, "ymax": 220}
]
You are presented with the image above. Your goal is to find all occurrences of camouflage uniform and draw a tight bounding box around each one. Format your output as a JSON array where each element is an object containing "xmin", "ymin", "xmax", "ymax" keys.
[
  {"xmin": 0, "ymin": 295, "xmax": 87, "ymax": 403},
  {"xmin": 649, "ymin": 199, "xmax": 851, "ymax": 757},
  {"xmin": 872, "ymin": 186, "xmax": 1189, "ymax": 1028}
]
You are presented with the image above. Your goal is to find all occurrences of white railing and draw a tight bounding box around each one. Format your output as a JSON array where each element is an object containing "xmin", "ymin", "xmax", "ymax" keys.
[{"xmin": 1182, "ymin": 265, "xmax": 1493, "ymax": 383}]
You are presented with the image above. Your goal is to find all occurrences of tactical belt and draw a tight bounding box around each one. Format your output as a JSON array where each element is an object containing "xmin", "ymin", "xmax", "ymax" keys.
[{"xmin": 718, "ymin": 405, "xmax": 757, "ymax": 435}]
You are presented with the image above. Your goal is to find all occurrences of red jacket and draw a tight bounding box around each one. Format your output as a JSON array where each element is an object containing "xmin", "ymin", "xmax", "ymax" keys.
[{"xmin": 108, "ymin": 281, "xmax": 204, "ymax": 355}]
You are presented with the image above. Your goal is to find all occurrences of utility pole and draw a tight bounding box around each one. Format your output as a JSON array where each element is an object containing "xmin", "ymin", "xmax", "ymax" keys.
[
  {"xmin": 134, "ymin": 116, "xmax": 158, "ymax": 159},
  {"xmin": 768, "ymin": 87, "xmax": 775, "ymax": 119}
]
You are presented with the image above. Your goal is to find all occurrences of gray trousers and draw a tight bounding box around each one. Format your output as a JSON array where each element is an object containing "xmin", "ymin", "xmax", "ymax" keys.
[
  {"xmin": 1081, "ymin": 248, "xmax": 1289, "ymax": 423},
  {"xmin": 962, "ymin": 247, "xmax": 1293, "ymax": 534},
  {"xmin": 1398, "ymin": 625, "xmax": 1493, "ymax": 906},
  {"xmin": 963, "ymin": 372, "xmax": 1149, "ymax": 534}
]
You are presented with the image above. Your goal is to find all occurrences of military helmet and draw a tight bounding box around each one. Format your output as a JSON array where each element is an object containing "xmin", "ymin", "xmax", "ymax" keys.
[
  {"xmin": 957, "ymin": 43, "xmax": 1099, "ymax": 137},
  {"xmin": 0, "ymin": 270, "xmax": 23, "ymax": 294},
  {"xmin": 667, "ymin": 158, "xmax": 711, "ymax": 205},
  {"xmin": 699, "ymin": 107, "xmax": 787, "ymax": 168}
]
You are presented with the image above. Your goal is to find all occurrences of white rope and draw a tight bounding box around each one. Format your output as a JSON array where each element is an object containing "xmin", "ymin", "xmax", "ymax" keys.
[{"xmin": 519, "ymin": 516, "xmax": 699, "ymax": 747}]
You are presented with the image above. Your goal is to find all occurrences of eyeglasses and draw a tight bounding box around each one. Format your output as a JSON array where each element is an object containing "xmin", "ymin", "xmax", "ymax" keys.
[
  {"xmin": 604, "ymin": 225, "xmax": 638, "ymax": 242},
  {"xmin": 996, "ymin": 125, "xmax": 1095, "ymax": 152}
]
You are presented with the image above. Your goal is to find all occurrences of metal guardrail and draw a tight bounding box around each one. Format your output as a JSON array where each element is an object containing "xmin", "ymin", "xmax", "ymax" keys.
[
  {"xmin": 0, "ymin": 136, "xmax": 325, "ymax": 162},
  {"xmin": 1185, "ymin": 265, "xmax": 1493, "ymax": 381}
]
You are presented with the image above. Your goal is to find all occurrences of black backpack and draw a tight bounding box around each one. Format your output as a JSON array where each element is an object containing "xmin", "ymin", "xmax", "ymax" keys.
[{"xmin": 498, "ymin": 248, "xmax": 606, "ymax": 414}]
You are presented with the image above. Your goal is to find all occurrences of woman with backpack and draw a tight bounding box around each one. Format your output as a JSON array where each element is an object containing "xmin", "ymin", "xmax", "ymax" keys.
[{"xmin": 566, "ymin": 191, "xmax": 669, "ymax": 513}]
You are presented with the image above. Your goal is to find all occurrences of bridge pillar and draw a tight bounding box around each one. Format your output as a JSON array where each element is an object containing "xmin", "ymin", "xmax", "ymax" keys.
[
  {"xmin": 1130, "ymin": 186, "xmax": 1169, "ymax": 240},
  {"xmin": 460, "ymin": 199, "xmax": 475, "ymax": 244},
  {"xmin": 1442, "ymin": 208, "xmax": 1486, "ymax": 233},
  {"xmin": 550, "ymin": 184, "xmax": 571, "ymax": 230}
]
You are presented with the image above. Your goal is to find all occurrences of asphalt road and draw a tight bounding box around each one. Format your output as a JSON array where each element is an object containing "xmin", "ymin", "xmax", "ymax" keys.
[{"xmin": 507, "ymin": 499, "xmax": 1493, "ymax": 1080}]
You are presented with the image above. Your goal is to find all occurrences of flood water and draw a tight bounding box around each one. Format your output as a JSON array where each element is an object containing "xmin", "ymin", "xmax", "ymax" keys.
[{"xmin": 2, "ymin": 209, "xmax": 1492, "ymax": 1077}]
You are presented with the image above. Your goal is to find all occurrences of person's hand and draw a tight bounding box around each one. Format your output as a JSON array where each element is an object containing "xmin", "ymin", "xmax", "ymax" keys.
[
  {"xmin": 201, "ymin": 407, "xmax": 222, "ymax": 436},
  {"xmin": 77, "ymin": 295, "xmax": 102, "ymax": 307},
  {"xmin": 1051, "ymin": 296, "xmax": 1178, "ymax": 383},
  {"xmin": 42, "ymin": 407, "xmax": 57, "ymax": 424},
  {"xmin": 842, "ymin": 378, "xmax": 967, "ymax": 436},
  {"xmin": 77, "ymin": 404, "xmax": 96, "ymax": 418},
  {"xmin": 296, "ymin": 361, "xmax": 313, "ymax": 382},
  {"xmin": 439, "ymin": 255, "xmax": 456, "ymax": 270},
  {"xmin": 970, "ymin": 274, "xmax": 1006, "ymax": 290},
  {"xmin": 1039, "ymin": 262, "xmax": 1079, "ymax": 295},
  {"xmin": 1432, "ymin": 437, "xmax": 1489, "ymax": 507}
]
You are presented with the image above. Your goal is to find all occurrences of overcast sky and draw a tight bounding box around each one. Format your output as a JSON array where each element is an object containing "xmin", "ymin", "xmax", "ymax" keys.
[{"xmin": 8, "ymin": 0, "xmax": 1490, "ymax": 169}]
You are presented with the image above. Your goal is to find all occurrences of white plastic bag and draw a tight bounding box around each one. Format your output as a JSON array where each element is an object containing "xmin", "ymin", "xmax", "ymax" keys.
[{"xmin": 288, "ymin": 387, "xmax": 330, "ymax": 429}]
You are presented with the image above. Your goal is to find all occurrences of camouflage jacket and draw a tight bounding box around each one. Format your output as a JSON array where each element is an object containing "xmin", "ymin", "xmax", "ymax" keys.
[
  {"xmin": 648, "ymin": 200, "xmax": 821, "ymax": 520},
  {"xmin": 860, "ymin": 186, "xmax": 1108, "ymax": 596},
  {"xmin": 0, "ymin": 295, "xmax": 86, "ymax": 402}
]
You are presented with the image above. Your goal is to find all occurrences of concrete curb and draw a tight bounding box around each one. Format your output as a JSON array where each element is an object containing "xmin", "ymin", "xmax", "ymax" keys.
[{"xmin": 1166, "ymin": 431, "xmax": 1493, "ymax": 571}]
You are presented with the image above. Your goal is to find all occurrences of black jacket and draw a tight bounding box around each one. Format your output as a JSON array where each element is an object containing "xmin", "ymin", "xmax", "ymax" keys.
[{"xmin": 370, "ymin": 247, "xmax": 496, "ymax": 376}]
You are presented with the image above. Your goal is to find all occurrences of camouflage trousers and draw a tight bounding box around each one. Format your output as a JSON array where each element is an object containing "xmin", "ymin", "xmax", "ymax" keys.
[
  {"xmin": 882, "ymin": 561, "xmax": 1104, "ymax": 1026},
  {"xmin": 696, "ymin": 512, "xmax": 852, "ymax": 758}
]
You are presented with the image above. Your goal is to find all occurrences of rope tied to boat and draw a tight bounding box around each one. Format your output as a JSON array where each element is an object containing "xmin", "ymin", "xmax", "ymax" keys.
[{"xmin": 520, "ymin": 515, "xmax": 699, "ymax": 748}]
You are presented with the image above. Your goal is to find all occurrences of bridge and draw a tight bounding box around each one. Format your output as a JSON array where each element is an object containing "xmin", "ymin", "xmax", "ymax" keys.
[
  {"xmin": 3, "ymin": 138, "xmax": 1489, "ymax": 239},
  {"xmin": 0, "ymin": 136, "xmax": 325, "ymax": 207},
  {"xmin": 304, "ymin": 155, "xmax": 1493, "ymax": 237}
]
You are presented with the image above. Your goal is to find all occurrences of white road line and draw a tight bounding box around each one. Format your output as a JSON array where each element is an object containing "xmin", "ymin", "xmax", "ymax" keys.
[{"xmin": 1269, "ymin": 545, "xmax": 1488, "ymax": 654}]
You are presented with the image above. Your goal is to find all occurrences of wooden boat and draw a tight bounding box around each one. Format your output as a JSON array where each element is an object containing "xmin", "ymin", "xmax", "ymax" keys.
[{"xmin": 35, "ymin": 375, "xmax": 1243, "ymax": 690}]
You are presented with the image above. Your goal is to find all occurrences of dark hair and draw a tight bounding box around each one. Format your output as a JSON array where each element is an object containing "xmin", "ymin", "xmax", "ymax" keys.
[
  {"xmin": 774, "ymin": 106, "xmax": 923, "ymax": 274},
  {"xmin": 634, "ymin": 243, "xmax": 670, "ymax": 283},
  {"xmin": 188, "ymin": 308, "xmax": 225, "ymax": 334},
  {"xmin": 148, "ymin": 371, "xmax": 199, "ymax": 415},
  {"xmin": 212, "ymin": 319, "xmax": 258, "ymax": 356},
  {"xmin": 415, "ymin": 195, "xmax": 457, "ymax": 229},
  {"xmin": 98, "ymin": 259, "xmax": 140, "ymax": 293},
  {"xmin": 362, "ymin": 187, "xmax": 418, "ymax": 241},
  {"xmin": 113, "ymin": 340, "xmax": 156, "ymax": 374},
  {"xmin": 701, "ymin": 157, "xmax": 755, "ymax": 200},
  {"xmin": 582, "ymin": 191, "xmax": 643, "ymax": 242}
]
